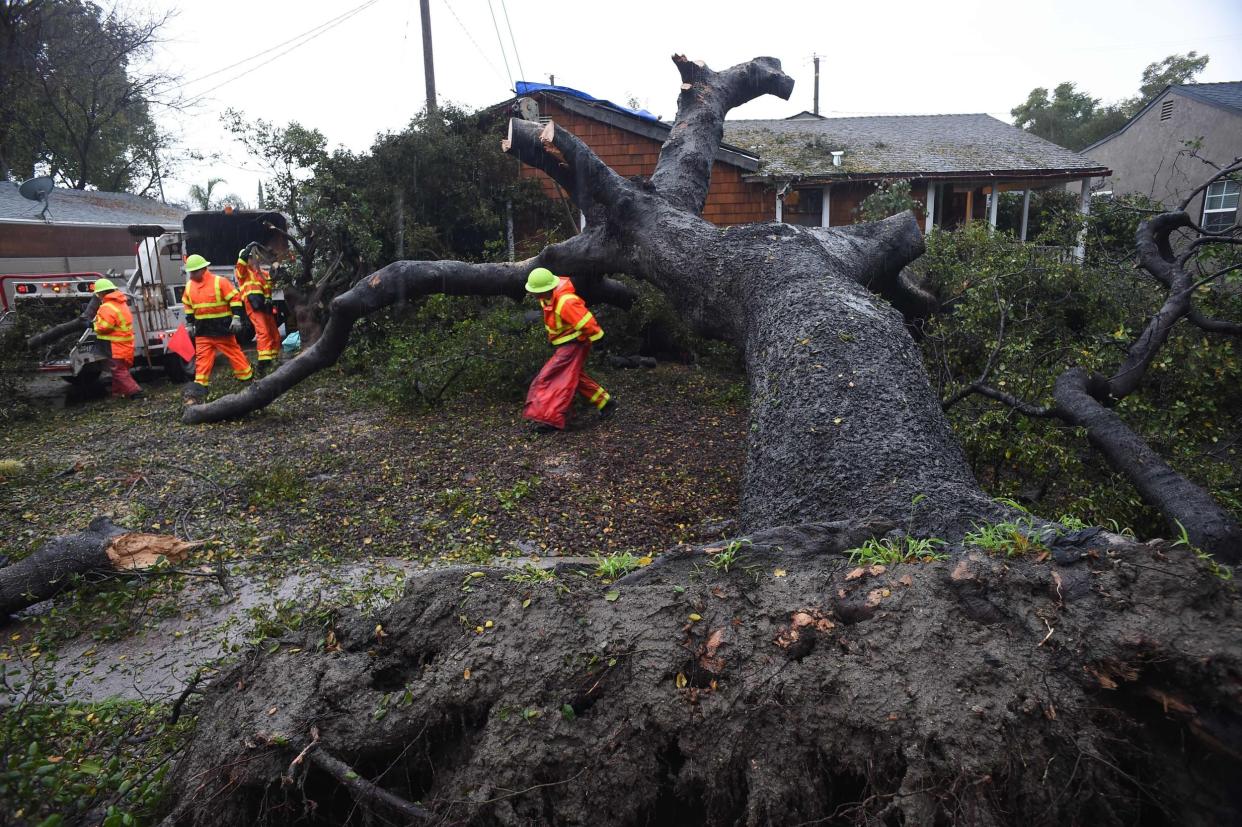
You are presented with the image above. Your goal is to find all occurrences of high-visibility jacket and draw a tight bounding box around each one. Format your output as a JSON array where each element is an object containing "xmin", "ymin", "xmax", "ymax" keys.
[
  {"xmin": 541, "ymin": 277, "xmax": 603, "ymax": 345},
  {"xmin": 182, "ymin": 272, "xmax": 242, "ymax": 336},
  {"xmin": 236, "ymin": 256, "xmax": 273, "ymax": 312},
  {"xmin": 93, "ymin": 291, "xmax": 134, "ymax": 361}
]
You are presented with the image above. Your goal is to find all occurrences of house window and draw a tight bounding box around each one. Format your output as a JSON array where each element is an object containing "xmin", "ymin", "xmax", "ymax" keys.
[
  {"xmin": 1202, "ymin": 180, "xmax": 1240, "ymax": 232},
  {"xmin": 1160, "ymin": 99, "xmax": 1174, "ymax": 121},
  {"xmin": 783, "ymin": 187, "xmax": 824, "ymax": 227}
]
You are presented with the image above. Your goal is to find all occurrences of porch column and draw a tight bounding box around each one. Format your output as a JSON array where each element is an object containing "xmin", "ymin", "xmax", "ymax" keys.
[
  {"xmin": 776, "ymin": 192, "xmax": 783, "ymax": 223},
  {"xmin": 821, "ymin": 185, "xmax": 832, "ymax": 228},
  {"xmin": 1019, "ymin": 188, "xmax": 1031, "ymax": 242},
  {"xmin": 924, "ymin": 182, "xmax": 936, "ymax": 233},
  {"xmin": 1074, "ymin": 178, "xmax": 1090, "ymax": 262},
  {"xmin": 964, "ymin": 189, "xmax": 974, "ymax": 224},
  {"xmin": 987, "ymin": 184, "xmax": 1000, "ymax": 230}
]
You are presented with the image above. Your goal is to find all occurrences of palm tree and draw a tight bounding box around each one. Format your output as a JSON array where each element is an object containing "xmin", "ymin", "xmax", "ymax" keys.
[{"xmin": 187, "ymin": 177, "xmax": 225, "ymax": 210}]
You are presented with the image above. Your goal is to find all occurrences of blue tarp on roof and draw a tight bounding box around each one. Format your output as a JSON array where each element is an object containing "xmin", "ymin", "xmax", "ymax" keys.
[{"xmin": 515, "ymin": 81, "xmax": 659, "ymax": 122}]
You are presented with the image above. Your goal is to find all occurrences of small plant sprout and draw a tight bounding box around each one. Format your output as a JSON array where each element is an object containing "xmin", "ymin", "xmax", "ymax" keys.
[
  {"xmin": 845, "ymin": 536, "xmax": 947, "ymax": 566},
  {"xmin": 707, "ymin": 538, "xmax": 752, "ymax": 573},
  {"xmin": 1173, "ymin": 520, "xmax": 1233, "ymax": 581},
  {"xmin": 964, "ymin": 515, "xmax": 1052, "ymax": 558},
  {"xmin": 593, "ymin": 552, "xmax": 643, "ymax": 581}
]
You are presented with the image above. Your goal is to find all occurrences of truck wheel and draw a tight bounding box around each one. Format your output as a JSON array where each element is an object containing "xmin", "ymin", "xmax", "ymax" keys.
[{"xmin": 163, "ymin": 353, "xmax": 194, "ymax": 384}]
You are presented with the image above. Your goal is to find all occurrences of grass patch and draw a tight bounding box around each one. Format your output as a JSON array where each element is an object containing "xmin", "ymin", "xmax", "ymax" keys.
[
  {"xmin": 243, "ymin": 463, "xmax": 306, "ymax": 508},
  {"xmin": 846, "ymin": 536, "xmax": 947, "ymax": 566}
]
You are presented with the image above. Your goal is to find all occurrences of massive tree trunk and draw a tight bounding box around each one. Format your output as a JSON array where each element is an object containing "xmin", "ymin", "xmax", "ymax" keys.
[{"xmin": 161, "ymin": 55, "xmax": 1242, "ymax": 826}]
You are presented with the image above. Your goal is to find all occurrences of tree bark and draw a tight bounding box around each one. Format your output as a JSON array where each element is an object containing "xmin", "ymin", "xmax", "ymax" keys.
[
  {"xmin": 159, "ymin": 56, "xmax": 1242, "ymax": 826},
  {"xmin": 26, "ymin": 294, "xmax": 99, "ymax": 348},
  {"xmin": 0, "ymin": 518, "xmax": 197, "ymax": 617}
]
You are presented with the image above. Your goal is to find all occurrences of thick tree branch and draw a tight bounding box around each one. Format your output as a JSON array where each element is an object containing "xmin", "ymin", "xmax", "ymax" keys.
[
  {"xmin": 651, "ymin": 55, "xmax": 793, "ymax": 215},
  {"xmin": 26, "ymin": 293, "xmax": 99, "ymax": 347},
  {"xmin": 1052, "ymin": 367, "xmax": 1242, "ymax": 561},
  {"xmin": 182, "ymin": 240, "xmax": 635, "ymax": 424},
  {"xmin": 502, "ymin": 118, "xmax": 628, "ymax": 216},
  {"xmin": 307, "ymin": 749, "xmax": 433, "ymax": 821}
]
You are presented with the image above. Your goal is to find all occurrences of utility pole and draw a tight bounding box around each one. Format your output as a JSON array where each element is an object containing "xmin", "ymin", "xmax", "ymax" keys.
[
  {"xmin": 549, "ymin": 74, "xmax": 555, "ymax": 86},
  {"xmin": 419, "ymin": 0, "xmax": 437, "ymax": 114},
  {"xmin": 812, "ymin": 54, "xmax": 821, "ymax": 115}
]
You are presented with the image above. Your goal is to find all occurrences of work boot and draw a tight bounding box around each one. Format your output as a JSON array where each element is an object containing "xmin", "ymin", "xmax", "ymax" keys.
[
  {"xmin": 599, "ymin": 398, "xmax": 617, "ymax": 420},
  {"xmin": 532, "ymin": 422, "xmax": 558, "ymax": 434}
]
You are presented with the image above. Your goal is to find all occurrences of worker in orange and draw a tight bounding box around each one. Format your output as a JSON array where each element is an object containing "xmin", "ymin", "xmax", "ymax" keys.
[
  {"xmin": 90, "ymin": 278, "xmax": 143, "ymax": 399},
  {"xmin": 181, "ymin": 254, "xmax": 253, "ymax": 401},
  {"xmin": 523, "ymin": 267, "xmax": 615, "ymax": 431},
  {"xmin": 235, "ymin": 243, "xmax": 281, "ymax": 375}
]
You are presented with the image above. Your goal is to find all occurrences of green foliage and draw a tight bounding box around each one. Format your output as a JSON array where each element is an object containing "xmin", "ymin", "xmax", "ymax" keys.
[
  {"xmin": 1011, "ymin": 52, "xmax": 1209, "ymax": 151},
  {"xmin": 0, "ymin": 661, "xmax": 189, "ymax": 826},
  {"xmin": 857, "ymin": 179, "xmax": 918, "ymax": 222},
  {"xmin": 593, "ymin": 552, "xmax": 643, "ymax": 581},
  {"xmin": 341, "ymin": 296, "xmax": 548, "ymax": 410},
  {"xmin": 0, "ymin": 0, "xmax": 174, "ymax": 191},
  {"xmin": 920, "ymin": 205, "xmax": 1242, "ymax": 539},
  {"xmin": 963, "ymin": 517, "xmax": 1048, "ymax": 558},
  {"xmin": 707, "ymin": 538, "xmax": 751, "ymax": 572},
  {"xmin": 497, "ymin": 477, "xmax": 539, "ymax": 512},
  {"xmin": 504, "ymin": 563, "xmax": 555, "ymax": 585},
  {"xmin": 845, "ymin": 536, "xmax": 947, "ymax": 566},
  {"xmin": 1172, "ymin": 520, "xmax": 1234, "ymax": 581}
]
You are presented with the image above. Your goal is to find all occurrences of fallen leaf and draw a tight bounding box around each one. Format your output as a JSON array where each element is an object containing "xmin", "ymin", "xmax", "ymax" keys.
[
  {"xmin": 774, "ymin": 568, "xmax": 787, "ymax": 577},
  {"xmin": 604, "ymin": 590, "xmax": 620, "ymax": 602},
  {"xmin": 845, "ymin": 567, "xmax": 866, "ymax": 580},
  {"xmin": 522, "ymin": 598, "xmax": 532, "ymax": 609},
  {"xmin": 463, "ymin": 668, "xmax": 471, "ymax": 680},
  {"xmin": 675, "ymin": 672, "xmax": 688, "ymax": 689},
  {"xmin": 688, "ymin": 613, "xmax": 702, "ymax": 622},
  {"xmin": 484, "ymin": 620, "xmax": 494, "ymax": 629}
]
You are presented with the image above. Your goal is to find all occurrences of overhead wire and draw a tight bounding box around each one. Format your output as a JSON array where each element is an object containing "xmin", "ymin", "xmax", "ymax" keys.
[
  {"xmin": 181, "ymin": 0, "xmax": 382, "ymax": 106},
  {"xmin": 177, "ymin": 0, "xmax": 382, "ymax": 91},
  {"xmin": 498, "ymin": 0, "xmax": 526, "ymax": 85},
  {"xmin": 485, "ymin": 0, "xmax": 514, "ymax": 92},
  {"xmin": 438, "ymin": 0, "xmax": 506, "ymax": 85}
]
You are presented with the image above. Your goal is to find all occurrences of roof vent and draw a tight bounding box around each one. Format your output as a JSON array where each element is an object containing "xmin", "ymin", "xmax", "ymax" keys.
[
  {"xmin": 831, "ymin": 150, "xmax": 844, "ymax": 167},
  {"xmin": 1160, "ymin": 99, "xmax": 1174, "ymax": 121}
]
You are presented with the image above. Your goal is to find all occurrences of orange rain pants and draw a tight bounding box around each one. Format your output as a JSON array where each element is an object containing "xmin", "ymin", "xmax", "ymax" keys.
[
  {"xmin": 193, "ymin": 335, "xmax": 253, "ymax": 387},
  {"xmin": 523, "ymin": 341, "xmax": 609, "ymax": 430},
  {"xmin": 246, "ymin": 304, "xmax": 281, "ymax": 365}
]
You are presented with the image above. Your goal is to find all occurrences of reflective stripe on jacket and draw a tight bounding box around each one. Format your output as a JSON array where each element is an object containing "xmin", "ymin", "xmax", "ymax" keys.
[
  {"xmin": 541, "ymin": 277, "xmax": 603, "ymax": 345},
  {"xmin": 182, "ymin": 273, "xmax": 242, "ymax": 320},
  {"xmin": 93, "ymin": 292, "xmax": 134, "ymax": 343},
  {"xmin": 237, "ymin": 260, "xmax": 273, "ymax": 302}
]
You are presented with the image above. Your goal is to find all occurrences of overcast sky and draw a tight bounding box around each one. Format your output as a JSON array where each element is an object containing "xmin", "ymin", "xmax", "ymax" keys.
[{"xmin": 144, "ymin": 0, "xmax": 1242, "ymax": 206}]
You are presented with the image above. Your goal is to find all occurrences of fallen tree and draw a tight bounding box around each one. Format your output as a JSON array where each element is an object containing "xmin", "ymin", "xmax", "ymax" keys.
[
  {"xmin": 160, "ymin": 54, "xmax": 1242, "ymax": 825},
  {"xmin": 0, "ymin": 517, "xmax": 199, "ymax": 617}
]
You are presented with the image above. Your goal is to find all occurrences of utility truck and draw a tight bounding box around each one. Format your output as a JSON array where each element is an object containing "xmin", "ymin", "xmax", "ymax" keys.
[{"xmin": 18, "ymin": 210, "xmax": 288, "ymax": 383}]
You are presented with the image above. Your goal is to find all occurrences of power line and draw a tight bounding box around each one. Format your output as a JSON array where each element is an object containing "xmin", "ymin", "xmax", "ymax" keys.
[
  {"xmin": 438, "ymin": 0, "xmax": 506, "ymax": 86},
  {"xmin": 485, "ymin": 0, "xmax": 514, "ymax": 92},
  {"xmin": 182, "ymin": 0, "xmax": 381, "ymax": 107},
  {"xmin": 498, "ymin": 0, "xmax": 525, "ymax": 84},
  {"xmin": 177, "ymin": 0, "xmax": 381, "ymax": 91}
]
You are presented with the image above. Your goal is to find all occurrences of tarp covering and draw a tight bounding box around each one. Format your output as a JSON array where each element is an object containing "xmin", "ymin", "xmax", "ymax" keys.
[{"xmin": 515, "ymin": 81, "xmax": 659, "ymax": 122}]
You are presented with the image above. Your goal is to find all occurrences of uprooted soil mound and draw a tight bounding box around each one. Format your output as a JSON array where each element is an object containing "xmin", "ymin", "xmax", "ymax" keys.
[{"xmin": 162, "ymin": 527, "xmax": 1241, "ymax": 826}]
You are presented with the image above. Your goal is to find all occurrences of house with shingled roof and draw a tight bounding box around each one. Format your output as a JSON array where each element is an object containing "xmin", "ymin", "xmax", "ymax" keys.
[
  {"xmin": 1076, "ymin": 81, "xmax": 1242, "ymax": 230},
  {"xmin": 0, "ymin": 182, "xmax": 185, "ymax": 277},
  {"xmin": 495, "ymin": 84, "xmax": 1109, "ymax": 254}
]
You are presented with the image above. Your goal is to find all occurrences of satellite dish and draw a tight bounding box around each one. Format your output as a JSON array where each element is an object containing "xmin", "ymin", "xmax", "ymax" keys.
[
  {"xmin": 18, "ymin": 176, "xmax": 54, "ymax": 202},
  {"xmin": 516, "ymin": 97, "xmax": 540, "ymax": 122}
]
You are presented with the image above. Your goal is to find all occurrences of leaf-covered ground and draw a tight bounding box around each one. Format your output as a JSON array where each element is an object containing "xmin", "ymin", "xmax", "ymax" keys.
[
  {"xmin": 0, "ymin": 360, "xmax": 746, "ymax": 824},
  {"xmin": 1, "ymin": 362, "xmax": 746, "ymax": 688}
]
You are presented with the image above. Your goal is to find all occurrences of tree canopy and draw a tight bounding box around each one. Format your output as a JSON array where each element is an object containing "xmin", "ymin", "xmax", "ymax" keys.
[
  {"xmin": 0, "ymin": 0, "xmax": 175, "ymax": 193},
  {"xmin": 1011, "ymin": 51, "xmax": 1210, "ymax": 150}
]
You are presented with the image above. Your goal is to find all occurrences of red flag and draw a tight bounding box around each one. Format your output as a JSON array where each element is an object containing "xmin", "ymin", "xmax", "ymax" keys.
[{"xmin": 167, "ymin": 322, "xmax": 194, "ymax": 361}]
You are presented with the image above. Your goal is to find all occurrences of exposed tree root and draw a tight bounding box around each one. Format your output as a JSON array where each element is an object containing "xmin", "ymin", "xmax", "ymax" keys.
[{"xmin": 162, "ymin": 533, "xmax": 1240, "ymax": 826}]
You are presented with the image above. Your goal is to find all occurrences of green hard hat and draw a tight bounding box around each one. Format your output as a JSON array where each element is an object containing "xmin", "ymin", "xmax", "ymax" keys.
[
  {"xmin": 184, "ymin": 253, "xmax": 211, "ymax": 272},
  {"xmin": 525, "ymin": 267, "xmax": 558, "ymax": 293},
  {"xmin": 91, "ymin": 277, "xmax": 117, "ymax": 294}
]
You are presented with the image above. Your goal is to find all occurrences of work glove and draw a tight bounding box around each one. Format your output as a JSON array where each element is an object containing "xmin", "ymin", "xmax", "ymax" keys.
[
  {"xmin": 229, "ymin": 316, "xmax": 243, "ymax": 335},
  {"xmin": 185, "ymin": 322, "xmax": 196, "ymax": 338}
]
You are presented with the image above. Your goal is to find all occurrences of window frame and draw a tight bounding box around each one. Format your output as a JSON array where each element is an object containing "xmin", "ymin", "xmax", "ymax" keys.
[{"xmin": 1201, "ymin": 179, "xmax": 1240, "ymax": 233}]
